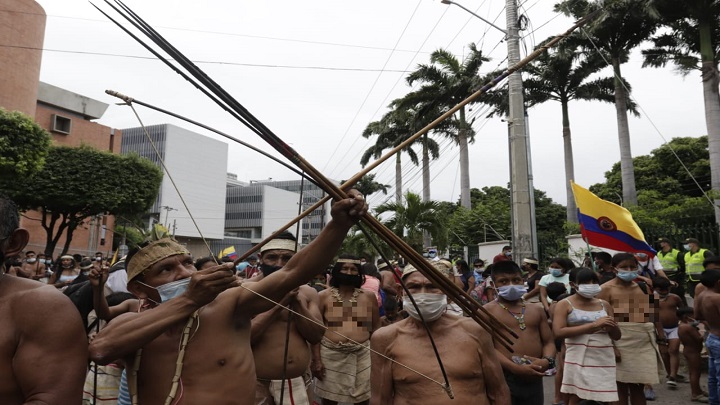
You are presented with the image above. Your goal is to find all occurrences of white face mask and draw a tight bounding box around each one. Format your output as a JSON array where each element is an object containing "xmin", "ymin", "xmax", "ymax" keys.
[
  {"xmin": 138, "ymin": 278, "xmax": 191, "ymax": 303},
  {"xmin": 403, "ymin": 293, "xmax": 447, "ymax": 322},
  {"xmin": 577, "ymin": 284, "xmax": 602, "ymax": 298},
  {"xmin": 26, "ymin": 258, "xmax": 37, "ymax": 263}
]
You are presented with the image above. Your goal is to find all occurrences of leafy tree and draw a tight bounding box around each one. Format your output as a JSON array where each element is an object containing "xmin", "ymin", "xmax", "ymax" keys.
[
  {"xmin": 404, "ymin": 43, "xmax": 489, "ymax": 209},
  {"xmin": 643, "ymin": 0, "xmax": 720, "ymax": 223},
  {"xmin": 345, "ymin": 174, "xmax": 389, "ymax": 199},
  {"xmin": 0, "ymin": 108, "xmax": 52, "ymax": 188},
  {"xmin": 589, "ymin": 136, "xmax": 714, "ymax": 228},
  {"xmin": 447, "ymin": 186, "xmax": 567, "ymax": 260},
  {"xmin": 340, "ymin": 224, "xmax": 393, "ymax": 262},
  {"xmin": 375, "ymin": 191, "xmax": 447, "ymax": 253},
  {"xmin": 556, "ymin": 0, "xmax": 660, "ymax": 206},
  {"xmin": 523, "ymin": 35, "xmax": 631, "ymax": 222},
  {"xmin": 10, "ymin": 146, "xmax": 163, "ymax": 256},
  {"xmin": 360, "ymin": 105, "xmax": 430, "ymax": 204}
]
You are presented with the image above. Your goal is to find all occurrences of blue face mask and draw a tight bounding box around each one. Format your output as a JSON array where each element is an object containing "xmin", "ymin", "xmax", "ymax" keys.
[
  {"xmin": 497, "ymin": 285, "xmax": 527, "ymax": 301},
  {"xmin": 550, "ymin": 268, "xmax": 563, "ymax": 277},
  {"xmin": 139, "ymin": 278, "xmax": 191, "ymax": 303},
  {"xmin": 617, "ymin": 270, "xmax": 638, "ymax": 282}
]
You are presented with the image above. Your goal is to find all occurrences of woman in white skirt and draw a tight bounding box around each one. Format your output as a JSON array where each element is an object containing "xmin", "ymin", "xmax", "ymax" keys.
[{"xmin": 553, "ymin": 268, "xmax": 622, "ymax": 404}]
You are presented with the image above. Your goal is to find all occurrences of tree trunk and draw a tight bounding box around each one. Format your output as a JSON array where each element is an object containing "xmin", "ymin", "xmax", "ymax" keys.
[
  {"xmin": 562, "ymin": 100, "xmax": 578, "ymax": 223},
  {"xmin": 395, "ymin": 152, "xmax": 402, "ymax": 204},
  {"xmin": 422, "ymin": 134, "xmax": 431, "ymax": 248},
  {"xmin": 699, "ymin": 20, "xmax": 720, "ymax": 225},
  {"xmin": 458, "ymin": 107, "xmax": 471, "ymax": 209},
  {"xmin": 611, "ymin": 57, "xmax": 638, "ymax": 205}
]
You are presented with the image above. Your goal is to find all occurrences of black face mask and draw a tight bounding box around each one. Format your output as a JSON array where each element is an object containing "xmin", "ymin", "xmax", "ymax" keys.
[
  {"xmin": 261, "ymin": 263, "xmax": 283, "ymax": 277},
  {"xmin": 331, "ymin": 272, "xmax": 363, "ymax": 288}
]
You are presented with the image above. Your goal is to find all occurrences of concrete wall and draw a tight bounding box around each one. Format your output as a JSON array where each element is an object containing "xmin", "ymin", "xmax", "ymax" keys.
[
  {"xmin": 478, "ymin": 240, "xmax": 510, "ymax": 265},
  {"xmin": 0, "ymin": 0, "xmax": 45, "ymax": 116}
]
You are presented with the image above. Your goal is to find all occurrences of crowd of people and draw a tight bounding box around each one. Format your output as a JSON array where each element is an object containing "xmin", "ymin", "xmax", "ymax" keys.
[{"xmin": 2, "ymin": 190, "xmax": 720, "ymax": 405}]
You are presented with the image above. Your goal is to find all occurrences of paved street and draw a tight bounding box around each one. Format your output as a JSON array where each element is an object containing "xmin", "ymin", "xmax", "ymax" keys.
[{"xmin": 542, "ymin": 370, "xmax": 708, "ymax": 404}]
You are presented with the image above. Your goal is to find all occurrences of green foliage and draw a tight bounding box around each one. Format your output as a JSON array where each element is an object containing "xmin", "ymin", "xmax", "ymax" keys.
[
  {"xmin": 10, "ymin": 145, "xmax": 163, "ymax": 255},
  {"xmin": 340, "ymin": 225, "xmax": 393, "ymax": 261},
  {"xmin": 589, "ymin": 136, "xmax": 714, "ymax": 229},
  {"xmin": 0, "ymin": 108, "xmax": 52, "ymax": 188},
  {"xmin": 112, "ymin": 224, "xmax": 146, "ymax": 251},
  {"xmin": 375, "ymin": 191, "xmax": 447, "ymax": 253},
  {"xmin": 346, "ymin": 174, "xmax": 389, "ymax": 198}
]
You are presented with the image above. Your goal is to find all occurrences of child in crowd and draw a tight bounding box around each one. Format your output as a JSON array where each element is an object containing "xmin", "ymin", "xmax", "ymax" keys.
[
  {"xmin": 379, "ymin": 297, "xmax": 405, "ymax": 327},
  {"xmin": 654, "ymin": 276, "xmax": 685, "ymax": 389},
  {"xmin": 677, "ymin": 306, "xmax": 708, "ymax": 403}
]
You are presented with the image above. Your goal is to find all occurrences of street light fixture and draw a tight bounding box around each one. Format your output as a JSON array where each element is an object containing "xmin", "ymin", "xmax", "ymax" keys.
[
  {"xmin": 441, "ymin": 0, "xmax": 537, "ymax": 259},
  {"xmin": 440, "ymin": 0, "xmax": 507, "ymax": 36}
]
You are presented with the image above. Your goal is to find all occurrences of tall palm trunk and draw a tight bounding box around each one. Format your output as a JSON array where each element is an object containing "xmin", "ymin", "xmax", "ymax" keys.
[
  {"xmin": 699, "ymin": 20, "xmax": 720, "ymax": 224},
  {"xmin": 395, "ymin": 152, "xmax": 403, "ymax": 204},
  {"xmin": 458, "ymin": 107, "xmax": 471, "ymax": 209},
  {"xmin": 561, "ymin": 100, "xmax": 578, "ymax": 222},
  {"xmin": 611, "ymin": 57, "xmax": 638, "ymax": 205},
  {"xmin": 422, "ymin": 134, "xmax": 431, "ymax": 248}
]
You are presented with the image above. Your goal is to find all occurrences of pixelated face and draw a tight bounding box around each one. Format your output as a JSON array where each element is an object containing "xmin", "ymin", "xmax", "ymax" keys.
[
  {"xmin": 143, "ymin": 253, "xmax": 195, "ymax": 287},
  {"xmin": 492, "ymin": 272, "xmax": 523, "ymax": 288},
  {"xmin": 261, "ymin": 249, "xmax": 294, "ymax": 267},
  {"xmin": 405, "ymin": 272, "xmax": 443, "ymax": 295}
]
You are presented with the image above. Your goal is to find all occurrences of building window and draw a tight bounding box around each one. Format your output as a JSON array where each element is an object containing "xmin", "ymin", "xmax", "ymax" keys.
[{"xmin": 51, "ymin": 114, "xmax": 72, "ymax": 134}]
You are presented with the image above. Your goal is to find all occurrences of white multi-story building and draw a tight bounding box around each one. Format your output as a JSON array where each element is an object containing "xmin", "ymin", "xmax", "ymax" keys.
[{"xmin": 121, "ymin": 124, "xmax": 228, "ymax": 251}]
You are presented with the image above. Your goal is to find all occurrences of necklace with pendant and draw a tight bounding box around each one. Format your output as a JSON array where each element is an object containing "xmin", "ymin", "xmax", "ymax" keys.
[
  {"xmin": 331, "ymin": 287, "xmax": 360, "ymax": 307},
  {"xmin": 497, "ymin": 300, "xmax": 526, "ymax": 330}
]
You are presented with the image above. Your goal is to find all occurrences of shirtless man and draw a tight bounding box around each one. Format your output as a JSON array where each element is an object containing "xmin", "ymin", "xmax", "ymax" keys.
[
  {"xmin": 21, "ymin": 250, "xmax": 46, "ymax": 280},
  {"xmin": 654, "ymin": 276, "xmax": 684, "ymax": 389},
  {"xmin": 250, "ymin": 233, "xmax": 325, "ymax": 405},
  {"xmin": 483, "ymin": 261, "xmax": 555, "ymax": 405},
  {"xmin": 0, "ymin": 195, "xmax": 88, "ymax": 404},
  {"xmin": 313, "ymin": 254, "xmax": 379, "ymax": 405},
  {"xmin": 598, "ymin": 253, "xmax": 664, "ymax": 405},
  {"xmin": 692, "ymin": 256, "xmax": 720, "ymax": 303},
  {"xmin": 694, "ymin": 269, "xmax": 720, "ymax": 404},
  {"xmin": 370, "ymin": 264, "xmax": 510, "ymax": 405},
  {"xmin": 89, "ymin": 190, "xmax": 367, "ymax": 405}
]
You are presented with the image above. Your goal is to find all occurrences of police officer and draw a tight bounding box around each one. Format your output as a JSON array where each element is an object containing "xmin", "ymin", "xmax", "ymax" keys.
[
  {"xmin": 684, "ymin": 237, "xmax": 714, "ymax": 298},
  {"xmin": 657, "ymin": 237, "xmax": 687, "ymax": 305}
]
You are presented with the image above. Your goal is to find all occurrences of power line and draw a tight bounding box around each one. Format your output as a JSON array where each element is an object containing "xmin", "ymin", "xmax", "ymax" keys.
[{"xmin": 0, "ymin": 44, "xmax": 412, "ymax": 73}]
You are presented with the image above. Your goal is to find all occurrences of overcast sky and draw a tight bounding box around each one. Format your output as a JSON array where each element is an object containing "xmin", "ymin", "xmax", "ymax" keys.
[{"xmin": 34, "ymin": 0, "xmax": 707, "ymax": 210}]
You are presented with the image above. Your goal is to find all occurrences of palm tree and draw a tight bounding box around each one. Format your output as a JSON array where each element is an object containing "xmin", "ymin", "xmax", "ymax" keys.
[
  {"xmin": 643, "ymin": 0, "xmax": 720, "ymax": 223},
  {"xmin": 375, "ymin": 191, "xmax": 445, "ymax": 253},
  {"xmin": 523, "ymin": 35, "xmax": 635, "ymax": 222},
  {"xmin": 403, "ymin": 43, "xmax": 489, "ymax": 209},
  {"xmin": 352, "ymin": 174, "xmax": 390, "ymax": 198},
  {"xmin": 556, "ymin": 0, "xmax": 660, "ymax": 206},
  {"xmin": 361, "ymin": 101, "xmax": 440, "ymax": 205}
]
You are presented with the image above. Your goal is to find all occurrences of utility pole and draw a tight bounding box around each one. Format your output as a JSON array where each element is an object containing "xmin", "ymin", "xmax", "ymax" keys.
[{"xmin": 505, "ymin": 0, "xmax": 537, "ymax": 260}]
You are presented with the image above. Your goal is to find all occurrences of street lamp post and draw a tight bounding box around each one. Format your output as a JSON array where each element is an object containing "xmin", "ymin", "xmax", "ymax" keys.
[{"xmin": 442, "ymin": 0, "xmax": 537, "ymax": 260}]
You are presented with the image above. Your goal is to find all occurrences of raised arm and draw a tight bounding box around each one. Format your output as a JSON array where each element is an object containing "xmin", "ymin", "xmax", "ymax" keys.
[
  {"xmin": 240, "ymin": 191, "xmax": 367, "ymax": 316},
  {"xmin": 89, "ymin": 263, "xmax": 238, "ymax": 364}
]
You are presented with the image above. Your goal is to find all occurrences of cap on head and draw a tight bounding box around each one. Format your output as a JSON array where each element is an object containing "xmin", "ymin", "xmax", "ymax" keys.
[
  {"xmin": 402, "ymin": 264, "xmax": 418, "ymax": 280},
  {"xmin": 657, "ymin": 237, "xmax": 671, "ymax": 245},
  {"xmin": 684, "ymin": 238, "xmax": 700, "ymax": 245},
  {"xmin": 126, "ymin": 238, "xmax": 190, "ymax": 282}
]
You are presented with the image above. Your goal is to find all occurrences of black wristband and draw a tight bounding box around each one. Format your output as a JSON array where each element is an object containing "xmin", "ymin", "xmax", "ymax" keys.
[{"xmin": 542, "ymin": 356, "xmax": 556, "ymax": 369}]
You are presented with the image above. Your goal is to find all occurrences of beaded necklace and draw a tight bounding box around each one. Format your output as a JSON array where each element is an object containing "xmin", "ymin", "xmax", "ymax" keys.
[
  {"xmin": 330, "ymin": 287, "xmax": 360, "ymax": 307},
  {"xmin": 497, "ymin": 299, "xmax": 526, "ymax": 330}
]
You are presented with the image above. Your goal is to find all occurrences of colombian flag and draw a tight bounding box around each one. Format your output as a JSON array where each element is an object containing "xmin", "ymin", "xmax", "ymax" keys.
[
  {"xmin": 219, "ymin": 246, "xmax": 238, "ymax": 260},
  {"xmin": 571, "ymin": 182, "xmax": 656, "ymax": 257}
]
